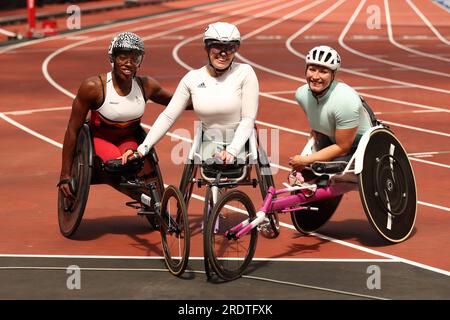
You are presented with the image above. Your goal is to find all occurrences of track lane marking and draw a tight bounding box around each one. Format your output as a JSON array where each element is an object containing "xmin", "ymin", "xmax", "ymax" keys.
[
  {"xmin": 384, "ymin": 0, "xmax": 450, "ymax": 62},
  {"xmin": 2, "ymin": 0, "xmax": 446, "ymax": 276},
  {"xmin": 2, "ymin": 111, "xmax": 449, "ymax": 277},
  {"xmin": 338, "ymin": 0, "xmax": 450, "ymax": 80},
  {"xmin": 409, "ymin": 0, "xmax": 450, "ymax": 45}
]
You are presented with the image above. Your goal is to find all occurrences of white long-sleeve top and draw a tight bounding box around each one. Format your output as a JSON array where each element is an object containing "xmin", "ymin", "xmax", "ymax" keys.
[{"xmin": 137, "ymin": 63, "xmax": 259, "ymax": 157}]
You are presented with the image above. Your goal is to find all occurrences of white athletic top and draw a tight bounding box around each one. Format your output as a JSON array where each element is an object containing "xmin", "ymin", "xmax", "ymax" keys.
[
  {"xmin": 94, "ymin": 72, "xmax": 145, "ymax": 124},
  {"xmin": 138, "ymin": 63, "xmax": 259, "ymax": 157}
]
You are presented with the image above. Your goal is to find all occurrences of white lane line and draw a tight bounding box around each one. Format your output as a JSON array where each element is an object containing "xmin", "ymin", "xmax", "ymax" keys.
[
  {"xmin": 338, "ymin": 0, "xmax": 450, "ymax": 79},
  {"xmin": 5, "ymin": 104, "xmax": 449, "ymax": 172},
  {"xmin": 262, "ymin": 93, "xmax": 447, "ymax": 115},
  {"xmin": 0, "ymin": 253, "xmax": 396, "ymax": 262},
  {"xmin": 0, "ymin": 263, "xmax": 390, "ymax": 299},
  {"xmin": 236, "ymin": 0, "xmax": 450, "ymax": 112},
  {"xmin": 0, "ymin": 0, "xmax": 228, "ymax": 55},
  {"xmin": 172, "ymin": 0, "xmax": 314, "ymax": 71},
  {"xmin": 279, "ymin": 0, "xmax": 450, "ymax": 95},
  {"xmin": 335, "ymin": 2, "xmax": 450, "ymax": 94},
  {"xmin": 408, "ymin": 0, "xmax": 450, "ymax": 46},
  {"xmin": 354, "ymin": 92, "xmax": 449, "ymax": 113},
  {"xmin": 0, "ymin": 254, "xmax": 165, "ymax": 260},
  {"xmin": 2, "ymin": 111, "xmax": 450, "ymax": 276},
  {"xmin": 277, "ymin": 223, "xmax": 450, "ymax": 276},
  {"xmin": 409, "ymin": 157, "xmax": 450, "ymax": 169},
  {"xmin": 0, "ymin": 113, "xmax": 63, "ymax": 148},
  {"xmin": 409, "ymin": 150, "xmax": 450, "ymax": 156},
  {"xmin": 4, "ymin": 102, "xmax": 449, "ymax": 170},
  {"xmin": 243, "ymin": 275, "xmax": 389, "ymax": 300},
  {"xmin": 383, "ymin": 120, "xmax": 450, "ymax": 138},
  {"xmin": 385, "ymin": 0, "xmax": 450, "ymax": 62},
  {"xmin": 260, "ymin": 92, "xmax": 450, "ymax": 139},
  {"xmin": 3, "ymin": 106, "xmax": 72, "ymax": 115},
  {"xmin": 264, "ymin": 90, "xmax": 296, "ymax": 95},
  {"xmin": 353, "ymin": 85, "xmax": 410, "ymax": 90},
  {"xmin": 41, "ymin": 0, "xmax": 269, "ymax": 98},
  {"xmin": 417, "ymin": 201, "xmax": 450, "ymax": 212},
  {"xmin": 4, "ymin": 0, "xmax": 446, "ymax": 276},
  {"xmin": 139, "ymin": 0, "xmax": 270, "ymax": 42},
  {"xmin": 0, "ymin": 28, "xmax": 18, "ymax": 37}
]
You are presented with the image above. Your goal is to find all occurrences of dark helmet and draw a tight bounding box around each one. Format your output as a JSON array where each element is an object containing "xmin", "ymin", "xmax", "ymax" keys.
[{"xmin": 108, "ymin": 32, "xmax": 145, "ymax": 63}]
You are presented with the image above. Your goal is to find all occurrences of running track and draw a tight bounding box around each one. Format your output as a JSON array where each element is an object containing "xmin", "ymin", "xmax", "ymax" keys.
[{"xmin": 0, "ymin": 0, "xmax": 449, "ymax": 299}]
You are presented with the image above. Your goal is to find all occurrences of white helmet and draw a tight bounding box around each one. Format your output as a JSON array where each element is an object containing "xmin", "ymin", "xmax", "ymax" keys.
[
  {"xmin": 203, "ymin": 22, "xmax": 241, "ymax": 45},
  {"xmin": 305, "ymin": 45, "xmax": 341, "ymax": 71}
]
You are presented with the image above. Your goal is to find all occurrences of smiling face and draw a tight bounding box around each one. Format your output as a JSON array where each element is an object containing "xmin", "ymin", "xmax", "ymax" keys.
[
  {"xmin": 112, "ymin": 50, "xmax": 143, "ymax": 79},
  {"xmin": 206, "ymin": 42, "xmax": 239, "ymax": 72},
  {"xmin": 305, "ymin": 64, "xmax": 334, "ymax": 95}
]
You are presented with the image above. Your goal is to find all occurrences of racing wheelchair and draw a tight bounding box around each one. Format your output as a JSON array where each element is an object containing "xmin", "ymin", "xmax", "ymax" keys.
[
  {"xmin": 57, "ymin": 124, "xmax": 190, "ymax": 276},
  {"xmin": 177, "ymin": 122, "xmax": 278, "ymax": 279},
  {"xmin": 203, "ymin": 98, "xmax": 417, "ymax": 281}
]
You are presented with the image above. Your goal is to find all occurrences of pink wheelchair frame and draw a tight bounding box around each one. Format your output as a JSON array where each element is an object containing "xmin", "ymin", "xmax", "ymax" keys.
[{"xmin": 203, "ymin": 124, "xmax": 417, "ymax": 281}]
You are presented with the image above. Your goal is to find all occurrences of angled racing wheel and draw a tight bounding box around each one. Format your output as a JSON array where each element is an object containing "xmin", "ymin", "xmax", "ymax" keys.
[{"xmin": 358, "ymin": 128, "xmax": 417, "ymax": 243}]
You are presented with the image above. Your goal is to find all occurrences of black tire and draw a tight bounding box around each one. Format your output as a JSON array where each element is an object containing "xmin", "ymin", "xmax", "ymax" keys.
[
  {"xmin": 143, "ymin": 148, "xmax": 164, "ymax": 228},
  {"xmin": 179, "ymin": 161, "xmax": 197, "ymax": 208},
  {"xmin": 58, "ymin": 125, "xmax": 93, "ymax": 237},
  {"xmin": 358, "ymin": 128, "xmax": 417, "ymax": 243},
  {"xmin": 290, "ymin": 195, "xmax": 343, "ymax": 234},
  {"xmin": 202, "ymin": 186, "xmax": 214, "ymax": 279},
  {"xmin": 255, "ymin": 146, "xmax": 280, "ymax": 239},
  {"xmin": 160, "ymin": 185, "xmax": 190, "ymax": 276},
  {"xmin": 205, "ymin": 190, "xmax": 257, "ymax": 281}
]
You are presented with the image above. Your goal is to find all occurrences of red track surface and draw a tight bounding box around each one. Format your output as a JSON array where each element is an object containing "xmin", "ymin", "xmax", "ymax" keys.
[{"xmin": 0, "ymin": 0, "xmax": 449, "ymax": 277}]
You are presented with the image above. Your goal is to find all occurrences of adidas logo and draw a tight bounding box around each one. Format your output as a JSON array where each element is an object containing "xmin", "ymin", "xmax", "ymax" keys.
[{"xmin": 197, "ymin": 82, "xmax": 206, "ymax": 88}]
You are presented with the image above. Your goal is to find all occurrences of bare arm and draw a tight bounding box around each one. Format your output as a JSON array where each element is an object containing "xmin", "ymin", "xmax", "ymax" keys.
[
  {"xmin": 59, "ymin": 77, "xmax": 102, "ymax": 198},
  {"xmin": 289, "ymin": 127, "xmax": 357, "ymax": 170}
]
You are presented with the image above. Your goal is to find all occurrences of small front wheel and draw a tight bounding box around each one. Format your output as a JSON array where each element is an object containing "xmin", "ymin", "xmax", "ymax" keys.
[
  {"xmin": 205, "ymin": 190, "xmax": 257, "ymax": 281},
  {"xmin": 160, "ymin": 185, "xmax": 190, "ymax": 276}
]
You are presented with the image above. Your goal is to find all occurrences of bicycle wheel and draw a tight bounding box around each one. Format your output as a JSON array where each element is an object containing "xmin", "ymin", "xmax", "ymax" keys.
[
  {"xmin": 58, "ymin": 125, "xmax": 92, "ymax": 237},
  {"xmin": 255, "ymin": 146, "xmax": 279, "ymax": 238},
  {"xmin": 160, "ymin": 185, "xmax": 190, "ymax": 276},
  {"xmin": 205, "ymin": 190, "xmax": 257, "ymax": 281}
]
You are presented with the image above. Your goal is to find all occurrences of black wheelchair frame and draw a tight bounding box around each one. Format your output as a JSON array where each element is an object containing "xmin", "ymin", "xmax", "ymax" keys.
[
  {"xmin": 57, "ymin": 123, "xmax": 190, "ymax": 276},
  {"xmin": 177, "ymin": 127, "xmax": 278, "ymax": 279}
]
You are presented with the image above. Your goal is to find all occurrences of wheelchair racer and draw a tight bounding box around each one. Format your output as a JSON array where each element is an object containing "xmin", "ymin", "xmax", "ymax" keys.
[
  {"xmin": 58, "ymin": 32, "xmax": 173, "ymax": 200},
  {"xmin": 288, "ymin": 45, "xmax": 372, "ymax": 174},
  {"xmin": 121, "ymin": 22, "xmax": 259, "ymax": 165}
]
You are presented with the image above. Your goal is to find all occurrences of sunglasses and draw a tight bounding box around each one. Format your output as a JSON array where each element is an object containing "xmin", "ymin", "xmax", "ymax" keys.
[
  {"xmin": 115, "ymin": 52, "xmax": 143, "ymax": 65},
  {"xmin": 208, "ymin": 43, "xmax": 239, "ymax": 54}
]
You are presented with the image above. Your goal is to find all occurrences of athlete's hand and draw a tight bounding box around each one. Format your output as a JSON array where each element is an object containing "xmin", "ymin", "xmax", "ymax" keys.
[
  {"xmin": 288, "ymin": 155, "xmax": 312, "ymax": 171},
  {"xmin": 215, "ymin": 150, "xmax": 235, "ymax": 164},
  {"xmin": 57, "ymin": 175, "xmax": 75, "ymax": 201},
  {"xmin": 119, "ymin": 149, "xmax": 143, "ymax": 165}
]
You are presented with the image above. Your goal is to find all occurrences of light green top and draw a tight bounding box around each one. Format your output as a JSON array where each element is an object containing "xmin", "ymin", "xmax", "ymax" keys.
[{"xmin": 295, "ymin": 81, "xmax": 371, "ymax": 147}]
